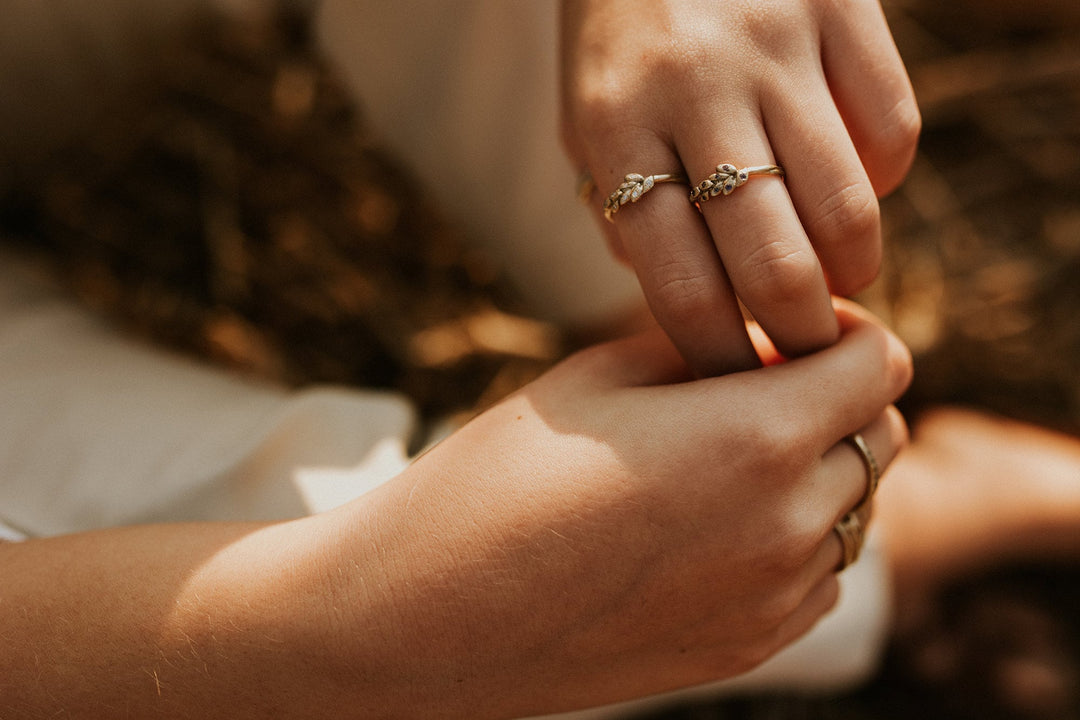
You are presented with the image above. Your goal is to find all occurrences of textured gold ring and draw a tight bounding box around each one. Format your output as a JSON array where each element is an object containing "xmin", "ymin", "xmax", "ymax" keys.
[
  {"xmin": 846, "ymin": 432, "xmax": 881, "ymax": 511},
  {"xmin": 834, "ymin": 511, "xmax": 866, "ymax": 571},
  {"xmin": 689, "ymin": 163, "xmax": 785, "ymax": 204},
  {"xmin": 603, "ymin": 172, "xmax": 689, "ymax": 222}
]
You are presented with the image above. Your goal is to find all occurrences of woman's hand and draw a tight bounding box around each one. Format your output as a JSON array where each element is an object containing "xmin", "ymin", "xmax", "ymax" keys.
[
  {"xmin": 561, "ymin": 0, "xmax": 920, "ymax": 376},
  {"xmin": 0, "ymin": 302, "xmax": 910, "ymax": 719},
  {"xmin": 322, "ymin": 300, "xmax": 913, "ymax": 718}
]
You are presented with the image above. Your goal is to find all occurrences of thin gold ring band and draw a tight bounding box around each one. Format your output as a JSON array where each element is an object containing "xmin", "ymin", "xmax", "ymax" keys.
[
  {"xmin": 832, "ymin": 433, "xmax": 881, "ymax": 571},
  {"xmin": 834, "ymin": 511, "xmax": 866, "ymax": 571},
  {"xmin": 846, "ymin": 432, "xmax": 881, "ymax": 511}
]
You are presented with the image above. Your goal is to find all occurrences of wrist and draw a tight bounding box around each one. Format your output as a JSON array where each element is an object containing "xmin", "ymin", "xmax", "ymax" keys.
[{"xmin": 312, "ymin": 479, "xmax": 524, "ymax": 719}]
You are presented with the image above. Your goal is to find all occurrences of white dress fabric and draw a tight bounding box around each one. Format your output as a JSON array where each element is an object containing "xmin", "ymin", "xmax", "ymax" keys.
[
  {"xmin": 315, "ymin": 1, "xmax": 643, "ymax": 328},
  {"xmin": 0, "ymin": 251, "xmax": 417, "ymax": 538},
  {"xmin": 0, "ymin": 0, "xmax": 892, "ymax": 715}
]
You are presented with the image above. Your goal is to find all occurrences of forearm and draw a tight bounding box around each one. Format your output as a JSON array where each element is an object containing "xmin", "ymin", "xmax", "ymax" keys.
[
  {"xmin": 0, "ymin": 518, "xmax": 385, "ymax": 719},
  {"xmin": 0, "ymin": 310, "xmax": 913, "ymax": 719},
  {"xmin": 0, "ymin": 472, "xmax": 562, "ymax": 720}
]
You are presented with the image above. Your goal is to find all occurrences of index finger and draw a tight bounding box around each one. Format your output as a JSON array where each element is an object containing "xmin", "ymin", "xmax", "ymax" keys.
[
  {"xmin": 731, "ymin": 299, "xmax": 913, "ymax": 450},
  {"xmin": 585, "ymin": 137, "xmax": 762, "ymax": 377}
]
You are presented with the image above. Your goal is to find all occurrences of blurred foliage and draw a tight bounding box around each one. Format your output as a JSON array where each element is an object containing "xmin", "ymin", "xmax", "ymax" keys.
[
  {"xmin": 0, "ymin": 4, "xmax": 561, "ymax": 420},
  {"xmin": 870, "ymin": 0, "xmax": 1080, "ymax": 435}
]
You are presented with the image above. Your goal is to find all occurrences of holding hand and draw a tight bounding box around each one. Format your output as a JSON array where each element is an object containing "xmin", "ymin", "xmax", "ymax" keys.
[
  {"xmin": 561, "ymin": 0, "xmax": 920, "ymax": 376},
  {"xmin": 322, "ymin": 301, "xmax": 912, "ymax": 717},
  {"xmin": 0, "ymin": 303, "xmax": 910, "ymax": 719}
]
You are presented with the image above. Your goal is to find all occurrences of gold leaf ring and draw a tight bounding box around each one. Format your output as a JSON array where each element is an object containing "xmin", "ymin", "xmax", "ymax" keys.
[
  {"xmin": 602, "ymin": 172, "xmax": 689, "ymax": 222},
  {"xmin": 689, "ymin": 163, "xmax": 784, "ymax": 204}
]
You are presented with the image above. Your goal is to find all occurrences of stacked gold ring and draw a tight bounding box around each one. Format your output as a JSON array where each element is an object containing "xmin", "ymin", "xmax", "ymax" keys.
[
  {"xmin": 834, "ymin": 511, "xmax": 867, "ymax": 570},
  {"xmin": 834, "ymin": 432, "xmax": 881, "ymax": 571},
  {"xmin": 847, "ymin": 432, "xmax": 881, "ymax": 509},
  {"xmin": 582, "ymin": 163, "xmax": 782, "ymax": 219}
]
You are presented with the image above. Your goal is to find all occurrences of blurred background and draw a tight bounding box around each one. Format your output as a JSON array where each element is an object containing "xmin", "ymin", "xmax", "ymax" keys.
[{"xmin": 0, "ymin": 0, "xmax": 1077, "ymax": 717}]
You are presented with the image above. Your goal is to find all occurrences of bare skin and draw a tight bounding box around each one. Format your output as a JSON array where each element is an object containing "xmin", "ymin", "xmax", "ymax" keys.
[
  {"xmin": 561, "ymin": 0, "xmax": 921, "ymax": 375},
  {"xmin": 0, "ymin": 302, "xmax": 911, "ymax": 719},
  {"xmin": 876, "ymin": 407, "xmax": 1080, "ymax": 631}
]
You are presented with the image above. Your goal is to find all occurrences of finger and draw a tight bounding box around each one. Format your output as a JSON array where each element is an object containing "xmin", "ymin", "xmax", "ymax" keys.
[
  {"xmin": 721, "ymin": 299, "xmax": 913, "ymax": 453},
  {"xmin": 825, "ymin": 498, "xmax": 876, "ymax": 574},
  {"xmin": 586, "ymin": 137, "xmax": 761, "ymax": 377},
  {"xmin": 820, "ymin": 405, "xmax": 907, "ymax": 539},
  {"xmin": 764, "ymin": 572, "xmax": 841, "ymax": 658},
  {"xmin": 776, "ymin": 404, "xmax": 903, "ymax": 574},
  {"xmin": 763, "ymin": 70, "xmax": 882, "ymax": 298},
  {"xmin": 816, "ymin": 0, "xmax": 921, "ymax": 196},
  {"xmin": 621, "ymin": 190, "xmax": 761, "ymax": 377},
  {"xmin": 821, "ymin": 405, "xmax": 908, "ymax": 517},
  {"xmin": 677, "ymin": 111, "xmax": 840, "ymax": 360}
]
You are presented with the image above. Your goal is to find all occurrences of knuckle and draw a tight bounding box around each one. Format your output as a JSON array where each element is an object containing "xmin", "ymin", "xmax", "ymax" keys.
[
  {"xmin": 648, "ymin": 262, "xmax": 722, "ymax": 329},
  {"xmin": 737, "ymin": 242, "xmax": 822, "ymax": 310},
  {"xmin": 871, "ymin": 96, "xmax": 922, "ymax": 191},
  {"xmin": 760, "ymin": 417, "xmax": 804, "ymax": 461},
  {"xmin": 741, "ymin": 418, "xmax": 815, "ymax": 487},
  {"xmin": 572, "ymin": 87, "xmax": 633, "ymax": 144},
  {"xmin": 568, "ymin": 50, "xmax": 680, "ymax": 148},
  {"xmin": 807, "ymin": 183, "xmax": 882, "ymax": 294},
  {"xmin": 778, "ymin": 507, "xmax": 829, "ymax": 564},
  {"xmin": 751, "ymin": 586, "xmax": 805, "ymax": 630},
  {"xmin": 880, "ymin": 95, "xmax": 923, "ymax": 160},
  {"xmin": 853, "ymin": 321, "xmax": 913, "ymax": 400},
  {"xmin": 740, "ymin": 415, "xmax": 788, "ymax": 461},
  {"xmin": 811, "ymin": 182, "xmax": 881, "ymax": 247},
  {"xmin": 737, "ymin": 3, "xmax": 813, "ymax": 64},
  {"xmin": 756, "ymin": 505, "xmax": 823, "ymax": 573}
]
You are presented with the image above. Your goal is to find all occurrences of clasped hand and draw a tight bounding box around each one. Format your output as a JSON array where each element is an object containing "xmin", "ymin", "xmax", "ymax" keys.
[{"xmin": 321, "ymin": 302, "xmax": 912, "ymax": 718}]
